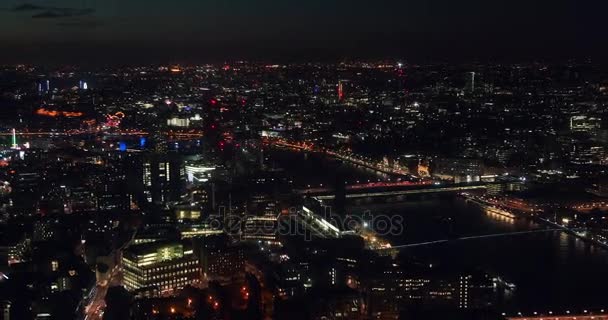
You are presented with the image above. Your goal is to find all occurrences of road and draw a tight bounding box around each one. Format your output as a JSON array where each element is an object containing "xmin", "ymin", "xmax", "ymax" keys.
[
  {"xmin": 83, "ymin": 265, "xmax": 123, "ymax": 320},
  {"xmin": 79, "ymin": 228, "xmax": 137, "ymax": 320}
]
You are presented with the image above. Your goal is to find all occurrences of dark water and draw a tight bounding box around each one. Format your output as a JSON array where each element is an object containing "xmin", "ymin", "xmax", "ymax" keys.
[
  {"xmin": 269, "ymin": 149, "xmax": 608, "ymax": 313},
  {"xmin": 349, "ymin": 198, "xmax": 608, "ymax": 313},
  {"xmin": 266, "ymin": 149, "xmax": 391, "ymax": 187}
]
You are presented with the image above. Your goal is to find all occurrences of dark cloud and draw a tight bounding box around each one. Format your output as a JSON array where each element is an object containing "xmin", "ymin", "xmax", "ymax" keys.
[
  {"xmin": 11, "ymin": 3, "xmax": 46, "ymax": 11},
  {"xmin": 7, "ymin": 3, "xmax": 95, "ymax": 18},
  {"xmin": 31, "ymin": 10, "xmax": 65, "ymax": 18},
  {"xmin": 56, "ymin": 19, "xmax": 104, "ymax": 29},
  {"xmin": 32, "ymin": 8, "xmax": 95, "ymax": 19}
]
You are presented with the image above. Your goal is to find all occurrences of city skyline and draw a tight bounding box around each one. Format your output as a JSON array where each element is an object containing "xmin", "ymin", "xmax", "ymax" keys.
[{"xmin": 1, "ymin": 1, "xmax": 608, "ymax": 320}]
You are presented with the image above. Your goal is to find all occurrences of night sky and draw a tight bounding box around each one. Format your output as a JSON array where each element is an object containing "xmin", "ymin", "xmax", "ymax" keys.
[{"xmin": 1, "ymin": 0, "xmax": 606, "ymax": 63}]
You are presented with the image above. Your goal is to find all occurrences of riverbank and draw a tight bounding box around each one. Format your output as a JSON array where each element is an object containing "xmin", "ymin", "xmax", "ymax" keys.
[
  {"xmin": 462, "ymin": 194, "xmax": 608, "ymax": 250},
  {"xmin": 535, "ymin": 216, "xmax": 608, "ymax": 250}
]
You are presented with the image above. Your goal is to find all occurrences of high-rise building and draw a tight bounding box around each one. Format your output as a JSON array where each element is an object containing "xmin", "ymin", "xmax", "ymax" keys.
[
  {"xmin": 38, "ymin": 79, "xmax": 50, "ymax": 94},
  {"xmin": 123, "ymin": 241, "xmax": 201, "ymax": 296},
  {"xmin": 338, "ymin": 80, "xmax": 345, "ymax": 101},
  {"xmin": 130, "ymin": 154, "xmax": 185, "ymax": 205}
]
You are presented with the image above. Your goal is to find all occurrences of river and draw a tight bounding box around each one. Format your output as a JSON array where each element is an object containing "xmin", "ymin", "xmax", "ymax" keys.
[{"xmin": 268, "ymin": 148, "xmax": 608, "ymax": 313}]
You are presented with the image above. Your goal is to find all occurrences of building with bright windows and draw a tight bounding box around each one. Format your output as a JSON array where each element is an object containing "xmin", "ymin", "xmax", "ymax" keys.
[
  {"xmin": 570, "ymin": 115, "xmax": 601, "ymax": 132},
  {"xmin": 123, "ymin": 241, "xmax": 201, "ymax": 295},
  {"xmin": 175, "ymin": 205, "xmax": 202, "ymax": 221},
  {"xmin": 127, "ymin": 153, "xmax": 186, "ymax": 206},
  {"xmin": 184, "ymin": 163, "xmax": 215, "ymax": 183},
  {"xmin": 167, "ymin": 117, "xmax": 190, "ymax": 128}
]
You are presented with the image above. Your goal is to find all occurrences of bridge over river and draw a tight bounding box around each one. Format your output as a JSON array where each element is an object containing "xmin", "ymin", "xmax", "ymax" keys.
[{"xmin": 297, "ymin": 181, "xmax": 517, "ymax": 199}]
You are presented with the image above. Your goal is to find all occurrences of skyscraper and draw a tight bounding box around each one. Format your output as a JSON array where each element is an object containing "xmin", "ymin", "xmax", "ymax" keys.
[
  {"xmin": 468, "ymin": 72, "xmax": 476, "ymax": 93},
  {"xmin": 129, "ymin": 153, "xmax": 185, "ymax": 205}
]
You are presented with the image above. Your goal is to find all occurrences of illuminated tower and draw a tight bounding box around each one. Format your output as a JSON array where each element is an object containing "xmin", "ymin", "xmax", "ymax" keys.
[
  {"xmin": 396, "ymin": 62, "xmax": 407, "ymax": 95},
  {"xmin": 338, "ymin": 81, "xmax": 344, "ymax": 102},
  {"xmin": 11, "ymin": 128, "xmax": 17, "ymax": 149}
]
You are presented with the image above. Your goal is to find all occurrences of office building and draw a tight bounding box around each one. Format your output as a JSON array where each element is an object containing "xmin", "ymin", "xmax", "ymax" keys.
[
  {"xmin": 123, "ymin": 241, "xmax": 201, "ymax": 295},
  {"xmin": 130, "ymin": 154, "xmax": 185, "ymax": 205}
]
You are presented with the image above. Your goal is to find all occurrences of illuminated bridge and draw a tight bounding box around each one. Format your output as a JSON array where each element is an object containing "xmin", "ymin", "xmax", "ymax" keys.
[
  {"xmin": 374, "ymin": 228, "xmax": 571, "ymax": 256},
  {"xmin": 300, "ymin": 182, "xmax": 502, "ymax": 200},
  {"xmin": 0, "ymin": 129, "xmax": 203, "ymax": 139},
  {"xmin": 265, "ymin": 138, "xmax": 411, "ymax": 177}
]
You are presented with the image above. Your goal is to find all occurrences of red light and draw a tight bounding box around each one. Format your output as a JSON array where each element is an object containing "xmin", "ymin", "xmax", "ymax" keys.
[
  {"xmin": 36, "ymin": 108, "xmax": 83, "ymax": 118},
  {"xmin": 210, "ymin": 99, "xmax": 217, "ymax": 105}
]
